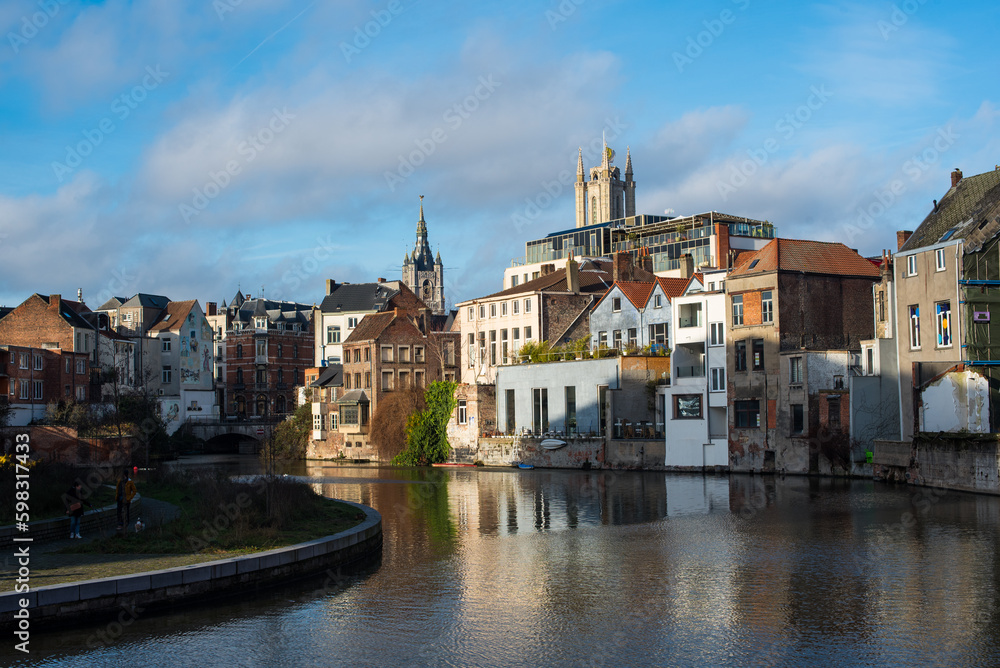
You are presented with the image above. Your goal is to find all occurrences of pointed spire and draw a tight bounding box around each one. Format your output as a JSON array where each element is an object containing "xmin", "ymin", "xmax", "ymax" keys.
[
  {"xmin": 601, "ymin": 132, "xmax": 612, "ymax": 170},
  {"xmin": 576, "ymin": 147, "xmax": 584, "ymax": 181},
  {"xmin": 419, "ymin": 194, "xmax": 425, "ymax": 223},
  {"xmin": 625, "ymin": 146, "xmax": 633, "ymax": 178}
]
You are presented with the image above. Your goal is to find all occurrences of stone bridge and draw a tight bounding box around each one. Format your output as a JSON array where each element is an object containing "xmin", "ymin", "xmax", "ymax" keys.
[{"xmin": 189, "ymin": 420, "xmax": 279, "ymax": 454}]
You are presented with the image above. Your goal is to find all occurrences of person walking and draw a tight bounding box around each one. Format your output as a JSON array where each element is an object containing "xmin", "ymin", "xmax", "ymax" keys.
[
  {"xmin": 115, "ymin": 470, "xmax": 138, "ymax": 530},
  {"xmin": 65, "ymin": 482, "xmax": 90, "ymax": 539}
]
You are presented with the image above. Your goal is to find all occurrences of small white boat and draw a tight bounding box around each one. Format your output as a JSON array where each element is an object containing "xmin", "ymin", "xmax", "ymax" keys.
[{"xmin": 540, "ymin": 439, "xmax": 567, "ymax": 450}]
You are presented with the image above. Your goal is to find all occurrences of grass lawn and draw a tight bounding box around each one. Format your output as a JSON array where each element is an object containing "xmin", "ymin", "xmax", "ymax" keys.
[{"xmin": 59, "ymin": 474, "xmax": 364, "ymax": 557}]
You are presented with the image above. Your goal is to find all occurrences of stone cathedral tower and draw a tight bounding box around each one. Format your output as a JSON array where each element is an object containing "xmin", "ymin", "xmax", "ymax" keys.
[
  {"xmin": 402, "ymin": 196, "xmax": 445, "ymax": 315},
  {"xmin": 574, "ymin": 140, "xmax": 636, "ymax": 228}
]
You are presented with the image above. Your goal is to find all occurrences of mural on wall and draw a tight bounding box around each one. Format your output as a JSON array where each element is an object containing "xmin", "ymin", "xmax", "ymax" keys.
[
  {"xmin": 180, "ymin": 311, "xmax": 214, "ymax": 386},
  {"xmin": 162, "ymin": 400, "xmax": 180, "ymax": 427}
]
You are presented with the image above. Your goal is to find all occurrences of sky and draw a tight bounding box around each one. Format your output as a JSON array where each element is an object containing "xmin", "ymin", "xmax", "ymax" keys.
[{"xmin": 0, "ymin": 0, "xmax": 998, "ymax": 311}]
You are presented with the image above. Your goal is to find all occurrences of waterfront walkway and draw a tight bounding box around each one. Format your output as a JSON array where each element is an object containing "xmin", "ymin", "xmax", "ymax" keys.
[{"xmin": 1, "ymin": 497, "xmax": 212, "ymax": 589}]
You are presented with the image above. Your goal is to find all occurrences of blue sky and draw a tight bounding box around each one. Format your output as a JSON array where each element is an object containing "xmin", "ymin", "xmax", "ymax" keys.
[{"xmin": 1, "ymin": 0, "xmax": 998, "ymax": 310}]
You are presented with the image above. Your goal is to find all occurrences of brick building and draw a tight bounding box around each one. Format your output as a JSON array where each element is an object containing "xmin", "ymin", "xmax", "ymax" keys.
[
  {"xmin": 725, "ymin": 239, "xmax": 880, "ymax": 473},
  {"xmin": 218, "ymin": 296, "xmax": 314, "ymax": 420},
  {"xmin": 0, "ymin": 294, "xmax": 99, "ymax": 425},
  {"xmin": 335, "ymin": 308, "xmax": 460, "ymax": 459}
]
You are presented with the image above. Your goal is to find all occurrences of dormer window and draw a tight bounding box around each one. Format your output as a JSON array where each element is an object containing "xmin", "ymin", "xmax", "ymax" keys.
[{"xmin": 255, "ymin": 317, "xmax": 267, "ymax": 329}]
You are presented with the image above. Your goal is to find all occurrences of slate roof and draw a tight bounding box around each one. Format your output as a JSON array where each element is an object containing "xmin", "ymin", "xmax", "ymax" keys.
[
  {"xmin": 121, "ymin": 293, "xmax": 171, "ymax": 309},
  {"xmin": 311, "ymin": 364, "xmax": 343, "ymax": 388},
  {"xmin": 337, "ymin": 390, "xmax": 369, "ymax": 404},
  {"xmin": 96, "ymin": 296, "xmax": 128, "ymax": 311},
  {"xmin": 471, "ymin": 258, "xmax": 650, "ymax": 302},
  {"xmin": 899, "ymin": 168, "xmax": 1000, "ymax": 252},
  {"xmin": 147, "ymin": 300, "xmax": 197, "ymax": 333},
  {"xmin": 318, "ymin": 282, "xmax": 399, "ymax": 313},
  {"xmin": 728, "ymin": 239, "xmax": 881, "ymax": 279},
  {"xmin": 34, "ymin": 294, "xmax": 98, "ymax": 330}
]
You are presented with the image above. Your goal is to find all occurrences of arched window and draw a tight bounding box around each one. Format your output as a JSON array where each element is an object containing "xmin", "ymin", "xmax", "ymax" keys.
[
  {"xmin": 236, "ymin": 344, "xmax": 243, "ymax": 358},
  {"xmin": 236, "ymin": 368, "xmax": 243, "ymax": 384},
  {"xmin": 256, "ymin": 395, "xmax": 267, "ymax": 416},
  {"xmin": 276, "ymin": 395, "xmax": 286, "ymax": 414},
  {"xmin": 235, "ymin": 396, "xmax": 246, "ymax": 415}
]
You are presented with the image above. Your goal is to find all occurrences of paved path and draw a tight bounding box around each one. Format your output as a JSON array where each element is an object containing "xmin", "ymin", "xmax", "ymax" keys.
[{"xmin": 1, "ymin": 496, "xmax": 218, "ymax": 589}]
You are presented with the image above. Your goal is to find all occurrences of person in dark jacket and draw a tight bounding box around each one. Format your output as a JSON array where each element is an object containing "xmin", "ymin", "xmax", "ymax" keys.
[
  {"xmin": 65, "ymin": 482, "xmax": 91, "ymax": 539},
  {"xmin": 115, "ymin": 470, "xmax": 137, "ymax": 530}
]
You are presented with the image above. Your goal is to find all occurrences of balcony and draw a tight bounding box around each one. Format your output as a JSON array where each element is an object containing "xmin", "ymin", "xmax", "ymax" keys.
[
  {"xmin": 675, "ymin": 365, "xmax": 705, "ymax": 378},
  {"xmin": 276, "ymin": 382, "xmax": 288, "ymax": 390},
  {"xmin": 234, "ymin": 382, "xmax": 246, "ymax": 390},
  {"xmin": 255, "ymin": 354, "xmax": 268, "ymax": 364}
]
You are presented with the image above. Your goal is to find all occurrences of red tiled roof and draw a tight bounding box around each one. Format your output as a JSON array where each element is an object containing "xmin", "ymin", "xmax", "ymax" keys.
[
  {"xmin": 654, "ymin": 277, "xmax": 691, "ymax": 302},
  {"xmin": 343, "ymin": 311, "xmax": 397, "ymax": 344},
  {"xmin": 729, "ymin": 238, "xmax": 880, "ymax": 279},
  {"xmin": 616, "ymin": 281, "xmax": 655, "ymax": 309},
  {"xmin": 147, "ymin": 300, "xmax": 197, "ymax": 333}
]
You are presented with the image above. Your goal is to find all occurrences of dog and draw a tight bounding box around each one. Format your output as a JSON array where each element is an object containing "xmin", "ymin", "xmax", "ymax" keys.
[{"xmin": 134, "ymin": 518, "xmax": 145, "ymax": 533}]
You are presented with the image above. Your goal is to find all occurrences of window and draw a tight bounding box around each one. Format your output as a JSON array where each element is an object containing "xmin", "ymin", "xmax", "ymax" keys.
[
  {"xmin": 710, "ymin": 367, "xmax": 725, "ymax": 392},
  {"xmin": 866, "ymin": 348, "xmax": 875, "ymax": 375},
  {"xmin": 381, "ymin": 346, "xmax": 393, "ymax": 362},
  {"xmin": 828, "ymin": 397, "xmax": 841, "ymax": 428},
  {"xmin": 501, "ymin": 330, "xmax": 509, "ymax": 365},
  {"xmin": 877, "ymin": 291, "xmax": 886, "ymax": 323},
  {"xmin": 479, "ymin": 305, "xmax": 486, "ymax": 319},
  {"xmin": 612, "ymin": 297, "xmax": 622, "ymax": 312},
  {"xmin": 256, "ymin": 340, "xmax": 266, "ymax": 357},
  {"xmin": 908, "ymin": 305, "xmax": 921, "ymax": 349},
  {"xmin": 236, "ymin": 368, "xmax": 244, "ymax": 384},
  {"xmin": 348, "ymin": 317, "xmax": 359, "ymax": 329},
  {"xmin": 734, "ymin": 400, "xmax": 760, "ymax": 428},
  {"xmin": 935, "ymin": 248, "xmax": 946, "ymax": 272},
  {"xmin": 381, "ymin": 371, "xmax": 393, "ymax": 390},
  {"xmin": 513, "ymin": 301, "xmax": 520, "ymax": 315},
  {"xmin": 468, "ymin": 307, "xmax": 474, "ymax": 321},
  {"xmin": 598, "ymin": 331, "xmax": 608, "ymax": 348},
  {"xmin": 398, "ymin": 371, "xmax": 410, "ymax": 388},
  {"xmin": 415, "ymin": 371, "xmax": 424, "ymax": 388},
  {"xmin": 341, "ymin": 405, "xmax": 359, "ymax": 425},
  {"xmin": 364, "ymin": 348, "xmax": 370, "ymax": 362},
  {"xmin": 33, "ymin": 354, "xmax": 42, "ymax": 370},
  {"xmin": 18, "ymin": 381, "xmax": 28, "ymax": 399},
  {"xmin": 255, "ymin": 316, "xmax": 267, "ymax": 329},
  {"xmin": 735, "ymin": 340, "xmax": 747, "ymax": 372},
  {"xmin": 790, "ymin": 356, "xmax": 802, "ymax": 384},
  {"xmin": 525, "ymin": 299, "xmax": 532, "ymax": 314},
  {"xmin": 490, "ymin": 330, "xmax": 497, "ymax": 366},
  {"xmin": 75, "ymin": 386, "xmax": 85, "ymax": 401},
  {"xmin": 33, "ymin": 380, "xmax": 42, "ymax": 400},
  {"xmin": 327, "ymin": 325, "xmax": 341, "ymax": 344},
  {"xmin": 501, "ymin": 302, "xmax": 507, "ymax": 316},
  {"xmin": 345, "ymin": 374, "xmax": 352, "ymax": 390},
  {"xmin": 506, "ymin": 389, "xmax": 516, "ymax": 433},
  {"xmin": 277, "ymin": 369, "xmax": 284, "ymax": 384},
  {"xmin": 415, "ymin": 346, "xmax": 425, "ymax": 363},
  {"xmin": 458, "ymin": 400, "xmax": 467, "ymax": 425},
  {"xmin": 627, "ymin": 328, "xmax": 638, "ymax": 348},
  {"xmin": 649, "ymin": 323, "xmax": 667, "ymax": 346},
  {"xmin": 330, "ymin": 412, "xmax": 339, "ymax": 430},
  {"xmin": 399, "ymin": 346, "xmax": 411, "ymax": 363},
  {"xmin": 613, "ymin": 330, "xmax": 622, "ymax": 350},
  {"xmin": 77, "ymin": 359, "xmax": 86, "ymax": 375},
  {"xmin": 65, "ymin": 358, "xmax": 71, "ymax": 374},
  {"xmin": 162, "ymin": 366, "xmax": 172, "ymax": 383},
  {"xmin": 598, "ymin": 385, "xmax": 608, "ymax": 432},
  {"xmin": 532, "ymin": 388, "xmax": 549, "ymax": 434},
  {"xmin": 511, "ymin": 275, "xmax": 519, "ymax": 288},
  {"xmin": 761, "ymin": 291, "xmax": 773, "ymax": 323},
  {"xmin": 365, "ymin": 372, "xmax": 371, "ymax": 389},
  {"xmin": 674, "ymin": 394, "xmax": 702, "ymax": 419},
  {"xmin": 65, "ymin": 384, "xmax": 71, "ymax": 397},
  {"xmin": 936, "ymin": 301, "xmax": 952, "ymax": 347},
  {"xmin": 468, "ymin": 333, "xmax": 475, "ymax": 368},
  {"xmin": 654, "ymin": 295, "xmax": 662, "ymax": 309},
  {"xmin": 313, "ymin": 413, "xmax": 322, "ymax": 430},
  {"xmin": 907, "ymin": 255, "xmax": 917, "ymax": 276},
  {"xmin": 732, "ymin": 295, "xmax": 744, "ymax": 326},
  {"xmin": 565, "ymin": 386, "xmax": 577, "ymax": 434},
  {"xmin": 478, "ymin": 332, "xmax": 486, "ymax": 364},
  {"xmin": 710, "ymin": 322, "xmax": 724, "ymax": 346},
  {"xmin": 19, "ymin": 353, "xmax": 27, "ymax": 369},
  {"xmin": 237, "ymin": 344, "xmax": 243, "ymax": 358},
  {"xmin": 294, "ymin": 344, "xmax": 299, "ymax": 358},
  {"xmin": 353, "ymin": 349, "xmax": 361, "ymax": 363},
  {"xmin": 277, "ymin": 344, "xmax": 283, "ymax": 358},
  {"xmin": 525, "ymin": 326, "xmax": 532, "ymax": 340},
  {"xmin": 791, "ymin": 404, "xmax": 804, "ymax": 434},
  {"xmin": 752, "ymin": 339, "xmax": 764, "ymax": 371},
  {"xmin": 490, "ymin": 304, "xmax": 496, "ymax": 318}
]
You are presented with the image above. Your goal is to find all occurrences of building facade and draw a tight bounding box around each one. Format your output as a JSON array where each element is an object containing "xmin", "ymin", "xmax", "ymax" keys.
[{"xmin": 401, "ymin": 197, "xmax": 446, "ymax": 316}]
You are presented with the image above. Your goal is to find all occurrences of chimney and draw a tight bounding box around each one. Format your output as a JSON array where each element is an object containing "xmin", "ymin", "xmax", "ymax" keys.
[
  {"xmin": 639, "ymin": 247, "xmax": 653, "ymax": 274},
  {"xmin": 326, "ymin": 279, "xmax": 337, "ymax": 295},
  {"xmin": 951, "ymin": 168, "xmax": 963, "ymax": 188},
  {"xmin": 680, "ymin": 254, "xmax": 694, "ymax": 280},
  {"xmin": 77, "ymin": 288, "xmax": 83, "ymax": 303},
  {"xmin": 896, "ymin": 230, "xmax": 913, "ymax": 250},
  {"xmin": 567, "ymin": 255, "xmax": 580, "ymax": 293},
  {"xmin": 377, "ymin": 277, "xmax": 386, "ymax": 283},
  {"xmin": 206, "ymin": 302, "xmax": 217, "ymax": 316},
  {"xmin": 613, "ymin": 252, "xmax": 632, "ymax": 283},
  {"xmin": 540, "ymin": 263, "xmax": 556, "ymax": 276},
  {"xmin": 49, "ymin": 294, "xmax": 61, "ymax": 310}
]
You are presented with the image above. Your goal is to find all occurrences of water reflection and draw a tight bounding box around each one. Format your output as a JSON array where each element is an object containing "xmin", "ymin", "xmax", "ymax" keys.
[{"xmin": 11, "ymin": 460, "xmax": 1000, "ymax": 667}]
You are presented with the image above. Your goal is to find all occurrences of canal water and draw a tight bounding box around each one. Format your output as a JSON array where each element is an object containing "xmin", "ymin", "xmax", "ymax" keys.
[{"xmin": 11, "ymin": 460, "xmax": 1000, "ymax": 667}]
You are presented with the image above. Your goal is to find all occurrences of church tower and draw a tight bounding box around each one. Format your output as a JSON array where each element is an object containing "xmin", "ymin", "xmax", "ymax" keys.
[
  {"xmin": 401, "ymin": 196, "xmax": 445, "ymax": 315},
  {"xmin": 574, "ymin": 140, "xmax": 636, "ymax": 228}
]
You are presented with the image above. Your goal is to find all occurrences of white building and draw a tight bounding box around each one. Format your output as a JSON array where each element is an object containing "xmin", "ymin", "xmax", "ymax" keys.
[
  {"xmin": 663, "ymin": 269, "xmax": 729, "ymax": 468},
  {"xmin": 589, "ymin": 276, "xmax": 691, "ymax": 352}
]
